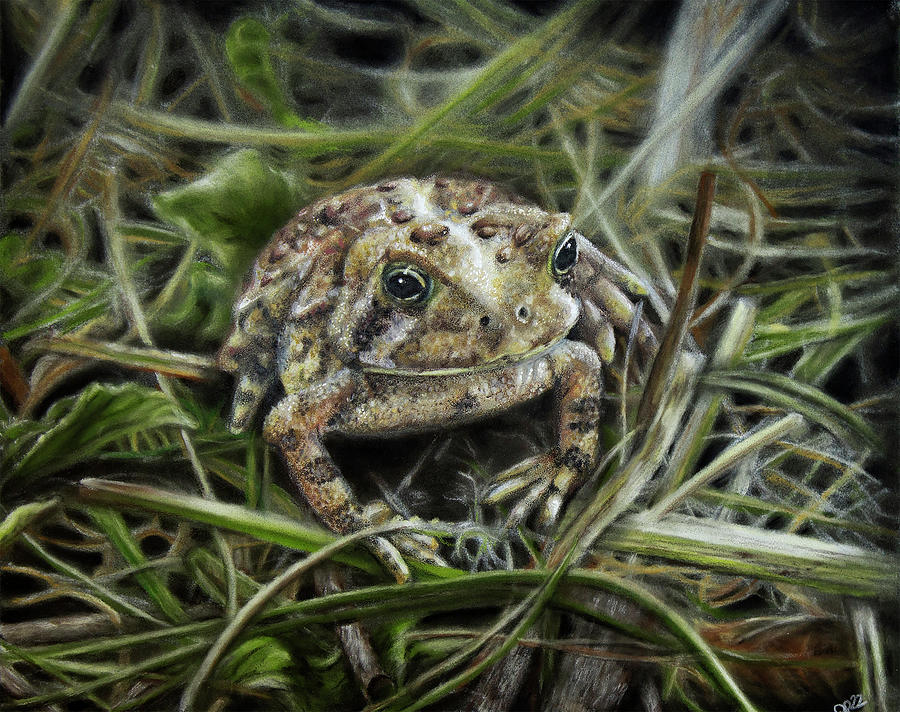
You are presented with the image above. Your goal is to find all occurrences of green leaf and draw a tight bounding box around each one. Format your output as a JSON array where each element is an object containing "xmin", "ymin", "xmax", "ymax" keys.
[
  {"xmin": 1, "ymin": 383, "xmax": 197, "ymax": 490},
  {"xmin": 219, "ymin": 636, "xmax": 292, "ymax": 690},
  {"xmin": 217, "ymin": 632, "xmax": 355, "ymax": 710},
  {"xmin": 153, "ymin": 258, "xmax": 235, "ymax": 342},
  {"xmin": 703, "ymin": 369, "xmax": 881, "ymax": 450},
  {"xmin": 152, "ymin": 149, "xmax": 303, "ymax": 279},
  {"xmin": 225, "ymin": 18, "xmax": 326, "ymax": 131},
  {"xmin": 0, "ymin": 233, "xmax": 63, "ymax": 298}
]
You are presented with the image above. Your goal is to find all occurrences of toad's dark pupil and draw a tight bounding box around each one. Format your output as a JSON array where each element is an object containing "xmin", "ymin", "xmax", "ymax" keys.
[
  {"xmin": 384, "ymin": 267, "xmax": 430, "ymax": 302},
  {"xmin": 389, "ymin": 274, "xmax": 419, "ymax": 299},
  {"xmin": 553, "ymin": 235, "xmax": 578, "ymax": 274}
]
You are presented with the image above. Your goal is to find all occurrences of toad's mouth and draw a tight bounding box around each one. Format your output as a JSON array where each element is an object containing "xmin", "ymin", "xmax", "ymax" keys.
[{"xmin": 360, "ymin": 329, "xmax": 572, "ymax": 377}]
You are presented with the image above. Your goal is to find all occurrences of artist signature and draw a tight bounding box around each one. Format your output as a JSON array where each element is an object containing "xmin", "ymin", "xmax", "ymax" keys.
[{"xmin": 834, "ymin": 694, "xmax": 867, "ymax": 712}]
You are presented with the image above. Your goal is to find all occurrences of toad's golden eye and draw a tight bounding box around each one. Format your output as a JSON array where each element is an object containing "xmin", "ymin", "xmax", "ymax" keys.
[
  {"xmin": 382, "ymin": 263, "xmax": 432, "ymax": 304},
  {"xmin": 551, "ymin": 232, "xmax": 578, "ymax": 277}
]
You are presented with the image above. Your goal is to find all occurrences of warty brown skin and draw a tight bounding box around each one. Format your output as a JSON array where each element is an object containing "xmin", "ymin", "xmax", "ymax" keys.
[{"xmin": 220, "ymin": 176, "xmax": 608, "ymax": 581}]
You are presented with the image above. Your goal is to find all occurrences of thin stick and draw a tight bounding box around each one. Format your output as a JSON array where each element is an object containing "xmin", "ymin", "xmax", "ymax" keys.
[
  {"xmin": 636, "ymin": 172, "xmax": 715, "ymax": 426},
  {"xmin": 314, "ymin": 566, "xmax": 394, "ymax": 702},
  {"xmin": 0, "ymin": 342, "xmax": 30, "ymax": 408}
]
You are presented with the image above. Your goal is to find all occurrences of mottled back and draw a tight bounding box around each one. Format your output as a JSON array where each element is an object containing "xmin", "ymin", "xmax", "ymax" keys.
[{"xmin": 219, "ymin": 176, "xmax": 579, "ymax": 432}]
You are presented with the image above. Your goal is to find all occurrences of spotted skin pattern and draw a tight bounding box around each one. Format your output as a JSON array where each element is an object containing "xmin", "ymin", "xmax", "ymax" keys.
[{"xmin": 220, "ymin": 176, "xmax": 618, "ymax": 581}]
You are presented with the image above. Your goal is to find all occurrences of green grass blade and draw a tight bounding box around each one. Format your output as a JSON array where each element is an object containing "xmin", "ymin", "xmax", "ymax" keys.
[
  {"xmin": 22, "ymin": 534, "xmax": 168, "ymax": 626},
  {"xmin": 0, "ymin": 499, "xmax": 59, "ymax": 557},
  {"xmin": 691, "ymin": 488, "xmax": 894, "ymax": 537},
  {"xmin": 604, "ymin": 514, "xmax": 896, "ymax": 597},
  {"xmin": 76, "ymin": 479, "xmax": 381, "ymax": 575},
  {"xmin": 792, "ymin": 330, "xmax": 875, "ymax": 384},
  {"xmin": 745, "ymin": 314, "xmax": 892, "ymax": 362},
  {"xmin": 86, "ymin": 507, "xmax": 188, "ymax": 624},
  {"xmin": 27, "ymin": 336, "xmax": 217, "ymax": 380},
  {"xmin": 343, "ymin": 0, "xmax": 596, "ymax": 184},
  {"xmin": 651, "ymin": 414, "xmax": 804, "ymax": 516},
  {"xmin": 703, "ymin": 369, "xmax": 881, "ymax": 449}
]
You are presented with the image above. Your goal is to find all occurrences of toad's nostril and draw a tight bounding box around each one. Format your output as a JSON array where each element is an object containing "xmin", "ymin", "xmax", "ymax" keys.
[{"xmin": 516, "ymin": 305, "xmax": 530, "ymax": 323}]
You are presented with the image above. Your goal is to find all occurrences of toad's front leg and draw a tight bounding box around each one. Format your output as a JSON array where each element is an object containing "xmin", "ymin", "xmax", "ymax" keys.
[
  {"xmin": 485, "ymin": 340, "xmax": 604, "ymax": 529},
  {"xmin": 263, "ymin": 369, "xmax": 445, "ymax": 582}
]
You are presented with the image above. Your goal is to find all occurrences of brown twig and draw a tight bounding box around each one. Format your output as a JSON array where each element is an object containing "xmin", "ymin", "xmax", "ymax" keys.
[
  {"xmin": 635, "ymin": 171, "xmax": 715, "ymax": 427},
  {"xmin": 0, "ymin": 606, "xmax": 220, "ymax": 646},
  {"xmin": 313, "ymin": 566, "xmax": 394, "ymax": 702},
  {"xmin": 0, "ymin": 342, "xmax": 30, "ymax": 409}
]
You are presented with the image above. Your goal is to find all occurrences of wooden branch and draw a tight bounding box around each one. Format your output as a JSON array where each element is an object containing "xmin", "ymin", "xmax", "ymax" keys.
[
  {"xmin": 636, "ymin": 171, "xmax": 716, "ymax": 426},
  {"xmin": 314, "ymin": 566, "xmax": 394, "ymax": 702}
]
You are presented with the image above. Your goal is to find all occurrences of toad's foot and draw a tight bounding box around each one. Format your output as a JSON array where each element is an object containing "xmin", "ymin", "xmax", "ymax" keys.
[
  {"xmin": 363, "ymin": 501, "xmax": 447, "ymax": 583},
  {"xmin": 483, "ymin": 451, "xmax": 583, "ymax": 531},
  {"xmin": 450, "ymin": 523, "xmax": 511, "ymax": 572}
]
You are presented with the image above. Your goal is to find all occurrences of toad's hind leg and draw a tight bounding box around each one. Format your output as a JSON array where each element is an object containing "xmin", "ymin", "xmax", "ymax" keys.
[{"xmin": 263, "ymin": 371, "xmax": 444, "ymax": 582}]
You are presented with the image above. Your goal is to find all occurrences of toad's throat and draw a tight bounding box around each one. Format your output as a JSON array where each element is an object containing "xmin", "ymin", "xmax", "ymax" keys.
[{"xmin": 360, "ymin": 330, "xmax": 571, "ymax": 377}]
